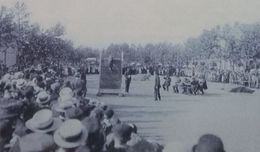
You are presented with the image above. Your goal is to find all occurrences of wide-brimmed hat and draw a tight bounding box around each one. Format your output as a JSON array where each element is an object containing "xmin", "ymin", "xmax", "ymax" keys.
[
  {"xmin": 2, "ymin": 73, "xmax": 12, "ymax": 82},
  {"xmin": 192, "ymin": 134, "xmax": 225, "ymax": 152},
  {"xmin": 19, "ymin": 133, "xmax": 56, "ymax": 152},
  {"xmin": 51, "ymin": 82, "xmax": 61, "ymax": 91},
  {"xmin": 54, "ymin": 99, "xmax": 75, "ymax": 113},
  {"xmin": 59, "ymin": 87, "xmax": 74, "ymax": 98},
  {"xmin": 26, "ymin": 109, "xmax": 62, "ymax": 133},
  {"xmin": 54, "ymin": 119, "xmax": 88, "ymax": 148},
  {"xmin": 36, "ymin": 91, "xmax": 51, "ymax": 105},
  {"xmin": 16, "ymin": 79, "xmax": 27, "ymax": 89},
  {"xmin": 14, "ymin": 72, "xmax": 24, "ymax": 79}
]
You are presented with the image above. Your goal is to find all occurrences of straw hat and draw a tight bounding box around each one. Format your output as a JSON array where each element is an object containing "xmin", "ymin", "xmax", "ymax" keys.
[
  {"xmin": 14, "ymin": 72, "xmax": 24, "ymax": 79},
  {"xmin": 59, "ymin": 87, "xmax": 74, "ymax": 98},
  {"xmin": 36, "ymin": 91, "xmax": 51, "ymax": 105},
  {"xmin": 26, "ymin": 109, "xmax": 62, "ymax": 133},
  {"xmin": 54, "ymin": 100, "xmax": 75, "ymax": 113},
  {"xmin": 51, "ymin": 82, "xmax": 61, "ymax": 91},
  {"xmin": 16, "ymin": 79, "xmax": 27, "ymax": 89},
  {"xmin": 54, "ymin": 119, "xmax": 88, "ymax": 149}
]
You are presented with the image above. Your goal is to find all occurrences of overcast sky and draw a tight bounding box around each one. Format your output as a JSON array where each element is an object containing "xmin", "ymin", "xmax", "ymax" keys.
[{"xmin": 1, "ymin": 0, "xmax": 260, "ymax": 48}]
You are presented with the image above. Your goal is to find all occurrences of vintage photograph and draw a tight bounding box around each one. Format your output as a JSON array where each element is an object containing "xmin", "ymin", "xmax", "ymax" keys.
[{"xmin": 0, "ymin": 0, "xmax": 260, "ymax": 152}]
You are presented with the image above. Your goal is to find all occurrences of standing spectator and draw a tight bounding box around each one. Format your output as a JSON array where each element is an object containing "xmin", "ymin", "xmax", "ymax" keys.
[
  {"xmin": 173, "ymin": 77, "xmax": 181, "ymax": 93},
  {"xmin": 80, "ymin": 71, "xmax": 87, "ymax": 97},
  {"xmin": 154, "ymin": 69, "xmax": 161, "ymax": 101},
  {"xmin": 124, "ymin": 68, "xmax": 132, "ymax": 94}
]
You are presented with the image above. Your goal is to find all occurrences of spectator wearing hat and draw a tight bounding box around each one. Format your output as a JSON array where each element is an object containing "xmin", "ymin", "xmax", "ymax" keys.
[
  {"xmin": 104, "ymin": 123, "xmax": 132, "ymax": 152},
  {"xmin": 80, "ymin": 71, "xmax": 87, "ymax": 97},
  {"xmin": 21, "ymin": 86, "xmax": 34, "ymax": 101},
  {"xmin": 82, "ymin": 114, "xmax": 105, "ymax": 152},
  {"xmin": 0, "ymin": 98, "xmax": 24, "ymax": 151},
  {"xmin": 126, "ymin": 123, "xmax": 163, "ymax": 152},
  {"xmin": 76, "ymin": 98, "xmax": 95, "ymax": 119},
  {"xmin": 50, "ymin": 81, "xmax": 61, "ymax": 100},
  {"xmin": 53, "ymin": 97, "xmax": 84, "ymax": 121},
  {"xmin": 25, "ymin": 109, "xmax": 62, "ymax": 134},
  {"xmin": 0, "ymin": 120, "xmax": 13, "ymax": 151},
  {"xmin": 102, "ymin": 108, "xmax": 115, "ymax": 135},
  {"xmin": 124, "ymin": 67, "xmax": 132, "ymax": 94},
  {"xmin": 36, "ymin": 91, "xmax": 52, "ymax": 108},
  {"xmin": 54, "ymin": 119, "xmax": 88, "ymax": 152},
  {"xmin": 58, "ymin": 87, "xmax": 74, "ymax": 103},
  {"xmin": 13, "ymin": 133, "xmax": 57, "ymax": 152},
  {"xmin": 16, "ymin": 79, "xmax": 27, "ymax": 95},
  {"xmin": 192, "ymin": 134, "xmax": 225, "ymax": 152}
]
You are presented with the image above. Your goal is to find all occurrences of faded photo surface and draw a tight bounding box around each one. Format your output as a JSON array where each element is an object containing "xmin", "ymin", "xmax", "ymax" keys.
[{"xmin": 0, "ymin": 0, "xmax": 260, "ymax": 152}]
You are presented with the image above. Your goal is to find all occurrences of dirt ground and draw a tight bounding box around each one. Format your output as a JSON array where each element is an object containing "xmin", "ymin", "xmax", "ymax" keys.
[{"xmin": 86, "ymin": 74, "xmax": 260, "ymax": 152}]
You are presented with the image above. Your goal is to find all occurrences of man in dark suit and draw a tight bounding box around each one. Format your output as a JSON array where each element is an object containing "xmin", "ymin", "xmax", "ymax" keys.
[
  {"xmin": 124, "ymin": 67, "xmax": 132, "ymax": 93},
  {"xmin": 154, "ymin": 69, "xmax": 161, "ymax": 101}
]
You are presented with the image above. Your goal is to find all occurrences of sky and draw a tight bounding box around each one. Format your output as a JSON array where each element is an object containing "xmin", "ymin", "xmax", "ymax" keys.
[{"xmin": 1, "ymin": 0, "xmax": 260, "ymax": 48}]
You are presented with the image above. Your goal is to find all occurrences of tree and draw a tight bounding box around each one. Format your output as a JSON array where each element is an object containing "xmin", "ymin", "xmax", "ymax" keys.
[{"xmin": 0, "ymin": 6, "xmax": 17, "ymax": 64}]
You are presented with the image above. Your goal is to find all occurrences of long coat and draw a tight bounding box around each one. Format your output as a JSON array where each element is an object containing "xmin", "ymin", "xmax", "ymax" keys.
[{"xmin": 154, "ymin": 75, "xmax": 161, "ymax": 88}]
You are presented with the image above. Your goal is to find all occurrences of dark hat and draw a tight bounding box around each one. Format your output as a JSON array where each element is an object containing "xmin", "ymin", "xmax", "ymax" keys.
[
  {"xmin": 21, "ymin": 86, "xmax": 34, "ymax": 98},
  {"xmin": 81, "ymin": 116, "xmax": 101, "ymax": 134},
  {"xmin": 90, "ymin": 108, "xmax": 104, "ymax": 121},
  {"xmin": 128, "ymin": 123, "xmax": 137, "ymax": 134},
  {"xmin": 104, "ymin": 109, "xmax": 114, "ymax": 119},
  {"xmin": 19, "ymin": 133, "xmax": 56, "ymax": 152},
  {"xmin": 112, "ymin": 123, "xmax": 132, "ymax": 142},
  {"xmin": 193, "ymin": 134, "xmax": 225, "ymax": 152},
  {"xmin": 65, "ymin": 107, "xmax": 84, "ymax": 119}
]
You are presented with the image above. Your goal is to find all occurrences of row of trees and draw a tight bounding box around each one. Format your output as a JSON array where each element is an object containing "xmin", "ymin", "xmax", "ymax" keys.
[
  {"xmin": 0, "ymin": 2, "xmax": 85, "ymax": 67},
  {"xmin": 185, "ymin": 23, "xmax": 260, "ymax": 69},
  {"xmin": 103, "ymin": 23, "xmax": 260, "ymax": 69},
  {"xmin": 1, "ymin": 2, "xmax": 260, "ymax": 70}
]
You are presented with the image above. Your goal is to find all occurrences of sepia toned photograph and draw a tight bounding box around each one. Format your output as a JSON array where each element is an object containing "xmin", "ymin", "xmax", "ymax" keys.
[{"xmin": 0, "ymin": 0, "xmax": 260, "ymax": 151}]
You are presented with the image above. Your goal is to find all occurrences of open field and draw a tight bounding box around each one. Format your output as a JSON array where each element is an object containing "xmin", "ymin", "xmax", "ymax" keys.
[{"xmin": 87, "ymin": 74, "xmax": 260, "ymax": 152}]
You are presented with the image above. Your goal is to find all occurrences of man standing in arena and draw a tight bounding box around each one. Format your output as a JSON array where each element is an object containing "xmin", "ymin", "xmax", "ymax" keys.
[{"xmin": 154, "ymin": 69, "xmax": 161, "ymax": 101}]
